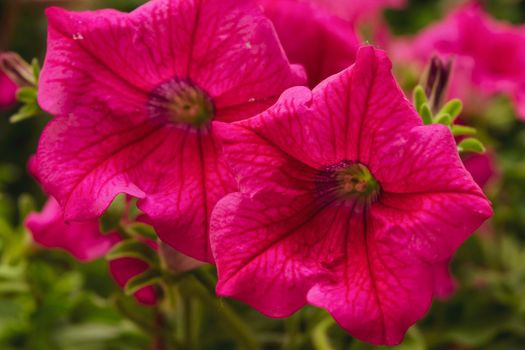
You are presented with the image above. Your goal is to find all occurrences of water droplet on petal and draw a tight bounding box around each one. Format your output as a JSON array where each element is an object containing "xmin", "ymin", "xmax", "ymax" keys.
[
  {"xmin": 72, "ymin": 33, "xmax": 84, "ymax": 40},
  {"xmin": 245, "ymin": 41, "xmax": 252, "ymax": 49}
]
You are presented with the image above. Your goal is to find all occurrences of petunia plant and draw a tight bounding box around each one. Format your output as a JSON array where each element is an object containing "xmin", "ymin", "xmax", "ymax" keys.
[{"xmin": 1, "ymin": 0, "xmax": 502, "ymax": 349}]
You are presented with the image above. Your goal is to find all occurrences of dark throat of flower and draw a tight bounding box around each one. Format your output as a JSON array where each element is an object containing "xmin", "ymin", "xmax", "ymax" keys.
[
  {"xmin": 315, "ymin": 161, "xmax": 381, "ymax": 209},
  {"xmin": 148, "ymin": 78, "xmax": 214, "ymax": 127}
]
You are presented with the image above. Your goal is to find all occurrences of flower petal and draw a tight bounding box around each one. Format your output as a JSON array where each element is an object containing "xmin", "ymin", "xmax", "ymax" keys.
[
  {"xmin": 375, "ymin": 190, "xmax": 491, "ymax": 262},
  {"xmin": 211, "ymin": 191, "xmax": 348, "ymax": 316},
  {"xmin": 373, "ymin": 124, "xmax": 491, "ymax": 198},
  {"xmin": 312, "ymin": 0, "xmax": 406, "ymax": 23},
  {"xmin": 307, "ymin": 208, "xmax": 433, "ymax": 345},
  {"xmin": 36, "ymin": 104, "xmax": 236, "ymax": 261},
  {"xmin": 35, "ymin": 107, "xmax": 155, "ymax": 220},
  {"xmin": 0, "ymin": 71, "xmax": 17, "ymax": 108},
  {"xmin": 194, "ymin": 0, "xmax": 306, "ymax": 120},
  {"xmin": 25, "ymin": 198, "xmax": 119, "ymax": 261},
  {"xmin": 312, "ymin": 46, "xmax": 422, "ymax": 165},
  {"xmin": 260, "ymin": 0, "xmax": 359, "ymax": 87},
  {"xmin": 109, "ymin": 257, "xmax": 157, "ymax": 306},
  {"xmin": 214, "ymin": 87, "xmax": 322, "ymax": 195},
  {"xmin": 212, "ymin": 190, "xmax": 434, "ymax": 345},
  {"xmin": 432, "ymin": 259, "xmax": 456, "ymax": 299},
  {"xmin": 138, "ymin": 127, "xmax": 236, "ymax": 262},
  {"xmin": 40, "ymin": 6, "xmax": 155, "ymax": 115}
]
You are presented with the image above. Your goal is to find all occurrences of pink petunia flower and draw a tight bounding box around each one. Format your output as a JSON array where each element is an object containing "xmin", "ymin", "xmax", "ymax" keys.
[
  {"xmin": 26, "ymin": 197, "xmax": 157, "ymax": 305},
  {"xmin": 210, "ymin": 47, "xmax": 492, "ymax": 345},
  {"xmin": 34, "ymin": 0, "xmax": 305, "ymax": 263},
  {"xmin": 0, "ymin": 70, "xmax": 17, "ymax": 108},
  {"xmin": 394, "ymin": 4, "xmax": 525, "ymax": 119},
  {"xmin": 259, "ymin": 0, "xmax": 360, "ymax": 88}
]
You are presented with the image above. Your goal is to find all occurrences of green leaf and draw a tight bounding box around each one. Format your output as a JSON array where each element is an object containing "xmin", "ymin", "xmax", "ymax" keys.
[
  {"xmin": 106, "ymin": 240, "xmax": 159, "ymax": 267},
  {"xmin": 124, "ymin": 269, "xmax": 162, "ymax": 295},
  {"xmin": 458, "ymin": 138, "xmax": 486, "ymax": 154},
  {"xmin": 413, "ymin": 85, "xmax": 427, "ymax": 114},
  {"xmin": 124, "ymin": 223, "xmax": 157, "ymax": 241},
  {"xmin": 451, "ymin": 124, "xmax": 477, "ymax": 136},
  {"xmin": 31, "ymin": 58, "xmax": 41, "ymax": 83},
  {"xmin": 439, "ymin": 98, "xmax": 463, "ymax": 119},
  {"xmin": 434, "ymin": 112, "xmax": 452, "ymax": 126},
  {"xmin": 0, "ymin": 281, "xmax": 29, "ymax": 294},
  {"xmin": 16, "ymin": 87, "xmax": 37, "ymax": 104},
  {"xmin": 9, "ymin": 103, "xmax": 39, "ymax": 123},
  {"xmin": 420, "ymin": 102, "xmax": 433, "ymax": 125},
  {"xmin": 56, "ymin": 324, "xmax": 127, "ymax": 347}
]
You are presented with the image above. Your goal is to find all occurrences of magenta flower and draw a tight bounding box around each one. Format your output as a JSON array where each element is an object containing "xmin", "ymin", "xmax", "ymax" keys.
[
  {"xmin": 259, "ymin": 0, "xmax": 360, "ymax": 88},
  {"xmin": 210, "ymin": 47, "xmax": 492, "ymax": 345},
  {"xmin": 109, "ymin": 257, "xmax": 157, "ymax": 306},
  {"xmin": 394, "ymin": 4, "xmax": 525, "ymax": 119},
  {"xmin": 26, "ymin": 198, "xmax": 118, "ymax": 261},
  {"xmin": 34, "ymin": 0, "xmax": 305, "ymax": 262},
  {"xmin": 0, "ymin": 70, "xmax": 17, "ymax": 108},
  {"xmin": 463, "ymin": 152, "xmax": 497, "ymax": 190},
  {"xmin": 26, "ymin": 197, "xmax": 157, "ymax": 305}
]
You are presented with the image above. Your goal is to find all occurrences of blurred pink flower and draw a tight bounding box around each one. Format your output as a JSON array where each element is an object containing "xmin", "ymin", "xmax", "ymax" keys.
[
  {"xmin": 260, "ymin": 0, "xmax": 360, "ymax": 87},
  {"xmin": 109, "ymin": 257, "xmax": 157, "ymax": 306},
  {"xmin": 0, "ymin": 70, "xmax": 17, "ymax": 108},
  {"xmin": 394, "ymin": 4, "xmax": 525, "ymax": 118},
  {"xmin": 34, "ymin": 0, "xmax": 305, "ymax": 263},
  {"xmin": 432, "ymin": 258, "xmax": 456, "ymax": 300},
  {"xmin": 312, "ymin": 0, "xmax": 406, "ymax": 23},
  {"xmin": 210, "ymin": 47, "xmax": 492, "ymax": 345},
  {"xmin": 26, "ymin": 197, "xmax": 157, "ymax": 305},
  {"xmin": 463, "ymin": 152, "xmax": 497, "ymax": 189}
]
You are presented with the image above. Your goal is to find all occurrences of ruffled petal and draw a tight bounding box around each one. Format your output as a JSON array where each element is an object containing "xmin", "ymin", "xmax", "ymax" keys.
[
  {"xmin": 138, "ymin": 127, "xmax": 236, "ymax": 262},
  {"xmin": 25, "ymin": 198, "xmax": 119, "ymax": 261},
  {"xmin": 372, "ymin": 125, "xmax": 484, "ymax": 194},
  {"xmin": 211, "ymin": 191, "xmax": 348, "ymax": 316},
  {"xmin": 375, "ymin": 191, "xmax": 491, "ymax": 262},
  {"xmin": 308, "ymin": 208, "xmax": 433, "ymax": 345}
]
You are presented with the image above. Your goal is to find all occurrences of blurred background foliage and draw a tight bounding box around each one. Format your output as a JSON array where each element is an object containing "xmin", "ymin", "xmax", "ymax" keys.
[{"xmin": 1, "ymin": 0, "xmax": 525, "ymax": 349}]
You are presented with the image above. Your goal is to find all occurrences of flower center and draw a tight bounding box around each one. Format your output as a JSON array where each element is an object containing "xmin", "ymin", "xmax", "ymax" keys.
[
  {"xmin": 148, "ymin": 78, "xmax": 214, "ymax": 126},
  {"xmin": 316, "ymin": 161, "xmax": 381, "ymax": 206}
]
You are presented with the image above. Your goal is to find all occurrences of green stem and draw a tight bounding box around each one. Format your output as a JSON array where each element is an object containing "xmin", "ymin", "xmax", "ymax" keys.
[
  {"xmin": 191, "ymin": 267, "xmax": 217, "ymax": 294},
  {"xmin": 183, "ymin": 294, "xmax": 195, "ymax": 349},
  {"xmin": 190, "ymin": 298, "xmax": 202, "ymax": 349},
  {"xmin": 187, "ymin": 276, "xmax": 261, "ymax": 350},
  {"xmin": 284, "ymin": 313, "xmax": 300, "ymax": 350},
  {"xmin": 113, "ymin": 296, "xmax": 155, "ymax": 334},
  {"xmin": 312, "ymin": 317, "xmax": 335, "ymax": 350}
]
